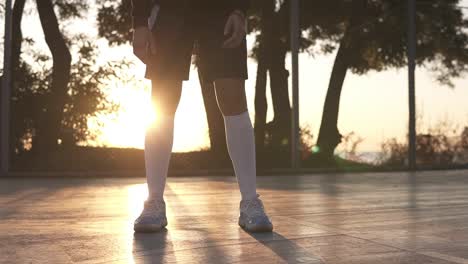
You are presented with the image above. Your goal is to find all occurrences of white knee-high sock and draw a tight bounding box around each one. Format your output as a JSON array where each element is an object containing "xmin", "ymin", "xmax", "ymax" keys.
[
  {"xmin": 144, "ymin": 115, "xmax": 174, "ymax": 201},
  {"xmin": 223, "ymin": 111, "xmax": 258, "ymax": 201}
]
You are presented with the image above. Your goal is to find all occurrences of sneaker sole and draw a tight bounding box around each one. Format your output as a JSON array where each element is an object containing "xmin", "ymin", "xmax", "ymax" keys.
[
  {"xmin": 134, "ymin": 218, "xmax": 168, "ymax": 233},
  {"xmin": 238, "ymin": 217, "xmax": 273, "ymax": 233}
]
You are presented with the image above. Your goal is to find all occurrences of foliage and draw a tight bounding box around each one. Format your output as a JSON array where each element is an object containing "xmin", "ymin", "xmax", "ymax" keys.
[
  {"xmin": 11, "ymin": 37, "xmax": 123, "ymax": 153},
  {"xmin": 272, "ymin": 124, "xmax": 365, "ymax": 163},
  {"xmin": 54, "ymin": 0, "xmax": 89, "ymax": 20},
  {"xmin": 336, "ymin": 132, "xmax": 365, "ymax": 163},
  {"xmin": 379, "ymin": 120, "xmax": 468, "ymax": 167},
  {"xmin": 96, "ymin": 0, "xmax": 133, "ymax": 45},
  {"xmin": 300, "ymin": 0, "xmax": 468, "ymax": 86},
  {"xmin": 62, "ymin": 36, "xmax": 124, "ymax": 146}
]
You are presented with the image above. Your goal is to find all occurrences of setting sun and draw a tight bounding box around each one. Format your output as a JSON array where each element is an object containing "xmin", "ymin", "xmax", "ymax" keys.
[
  {"xmin": 87, "ymin": 72, "xmax": 211, "ymax": 152},
  {"xmin": 87, "ymin": 81, "xmax": 155, "ymax": 149}
]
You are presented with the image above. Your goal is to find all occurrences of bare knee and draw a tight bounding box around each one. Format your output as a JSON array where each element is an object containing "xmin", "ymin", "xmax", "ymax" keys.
[
  {"xmin": 214, "ymin": 78, "xmax": 248, "ymax": 116},
  {"xmin": 151, "ymin": 79, "xmax": 183, "ymax": 117}
]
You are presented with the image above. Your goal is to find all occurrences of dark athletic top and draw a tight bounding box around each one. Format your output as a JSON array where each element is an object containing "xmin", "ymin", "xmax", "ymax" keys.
[{"xmin": 131, "ymin": 0, "xmax": 250, "ymax": 28}]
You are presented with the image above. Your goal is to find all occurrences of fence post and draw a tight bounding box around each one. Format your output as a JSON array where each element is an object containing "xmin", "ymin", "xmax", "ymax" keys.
[
  {"xmin": 290, "ymin": 0, "xmax": 300, "ymax": 169},
  {"xmin": 407, "ymin": 0, "xmax": 417, "ymax": 170},
  {"xmin": 1, "ymin": 0, "xmax": 13, "ymax": 176}
]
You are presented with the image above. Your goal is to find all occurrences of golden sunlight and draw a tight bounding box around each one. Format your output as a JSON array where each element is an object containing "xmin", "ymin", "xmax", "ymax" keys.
[
  {"xmin": 127, "ymin": 184, "xmax": 148, "ymax": 218},
  {"xmin": 89, "ymin": 82, "xmax": 156, "ymax": 148},
  {"xmin": 87, "ymin": 74, "xmax": 211, "ymax": 152}
]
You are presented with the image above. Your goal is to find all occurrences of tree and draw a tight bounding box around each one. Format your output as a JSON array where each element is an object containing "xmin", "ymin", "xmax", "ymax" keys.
[
  {"xmin": 11, "ymin": 0, "xmax": 26, "ymax": 72},
  {"xmin": 12, "ymin": 39, "xmax": 118, "ymax": 154},
  {"xmin": 250, "ymin": 0, "xmax": 292, "ymax": 150},
  {"xmin": 34, "ymin": 0, "xmax": 72, "ymax": 152},
  {"xmin": 6, "ymin": 0, "xmax": 120, "ymax": 157},
  {"xmin": 300, "ymin": 0, "xmax": 468, "ymax": 163}
]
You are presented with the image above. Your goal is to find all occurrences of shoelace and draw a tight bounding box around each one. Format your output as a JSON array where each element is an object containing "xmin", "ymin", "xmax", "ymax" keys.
[
  {"xmin": 141, "ymin": 200, "xmax": 164, "ymax": 216},
  {"xmin": 243, "ymin": 196, "xmax": 266, "ymax": 218}
]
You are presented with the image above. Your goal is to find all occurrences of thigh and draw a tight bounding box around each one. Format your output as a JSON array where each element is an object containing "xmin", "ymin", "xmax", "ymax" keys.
[
  {"xmin": 197, "ymin": 14, "xmax": 248, "ymax": 83},
  {"xmin": 214, "ymin": 78, "xmax": 247, "ymax": 116},
  {"xmin": 145, "ymin": 7, "xmax": 194, "ymax": 81}
]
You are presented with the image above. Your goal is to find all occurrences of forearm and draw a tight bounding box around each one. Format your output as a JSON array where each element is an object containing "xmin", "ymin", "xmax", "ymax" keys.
[{"xmin": 131, "ymin": 0, "xmax": 152, "ymax": 28}]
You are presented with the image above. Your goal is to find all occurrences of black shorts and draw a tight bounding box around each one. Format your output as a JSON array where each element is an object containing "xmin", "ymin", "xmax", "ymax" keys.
[{"xmin": 144, "ymin": 8, "xmax": 248, "ymax": 82}]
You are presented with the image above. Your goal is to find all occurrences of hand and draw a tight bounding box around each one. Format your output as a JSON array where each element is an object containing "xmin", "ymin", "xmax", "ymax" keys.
[
  {"xmin": 223, "ymin": 10, "xmax": 247, "ymax": 49},
  {"xmin": 133, "ymin": 26, "xmax": 151, "ymax": 63}
]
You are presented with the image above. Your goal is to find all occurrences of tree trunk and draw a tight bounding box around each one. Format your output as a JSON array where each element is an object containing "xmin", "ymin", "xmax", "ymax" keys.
[
  {"xmin": 35, "ymin": 0, "xmax": 72, "ymax": 152},
  {"xmin": 9, "ymin": 0, "xmax": 27, "ymax": 156},
  {"xmin": 197, "ymin": 68, "xmax": 228, "ymax": 159},
  {"xmin": 12, "ymin": 0, "xmax": 26, "ymax": 71},
  {"xmin": 254, "ymin": 54, "xmax": 268, "ymax": 149},
  {"xmin": 268, "ymin": 12, "xmax": 291, "ymax": 147},
  {"xmin": 316, "ymin": 38, "xmax": 350, "ymax": 162},
  {"xmin": 254, "ymin": 0, "xmax": 274, "ymax": 150},
  {"xmin": 315, "ymin": 0, "xmax": 365, "ymax": 163}
]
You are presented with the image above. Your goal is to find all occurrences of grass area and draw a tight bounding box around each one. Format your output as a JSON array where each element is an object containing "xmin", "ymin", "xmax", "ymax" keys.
[
  {"xmin": 12, "ymin": 125, "xmax": 468, "ymax": 173},
  {"xmin": 11, "ymin": 145, "xmax": 376, "ymax": 172}
]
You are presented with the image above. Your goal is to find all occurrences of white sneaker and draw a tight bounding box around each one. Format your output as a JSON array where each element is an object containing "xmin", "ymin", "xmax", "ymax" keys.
[
  {"xmin": 134, "ymin": 199, "xmax": 168, "ymax": 232},
  {"xmin": 239, "ymin": 194, "xmax": 273, "ymax": 232}
]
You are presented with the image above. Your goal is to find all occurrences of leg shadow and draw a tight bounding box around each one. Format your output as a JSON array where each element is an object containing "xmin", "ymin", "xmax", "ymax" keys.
[
  {"xmin": 132, "ymin": 230, "xmax": 173, "ymax": 264},
  {"xmin": 244, "ymin": 231, "xmax": 324, "ymax": 263}
]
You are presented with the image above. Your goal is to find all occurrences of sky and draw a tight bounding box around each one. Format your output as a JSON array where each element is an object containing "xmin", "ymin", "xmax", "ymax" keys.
[{"xmin": 2, "ymin": 0, "xmax": 468, "ymax": 154}]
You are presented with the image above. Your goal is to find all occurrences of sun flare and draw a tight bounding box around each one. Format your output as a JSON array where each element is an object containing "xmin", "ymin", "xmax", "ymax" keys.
[
  {"xmin": 88, "ymin": 74, "xmax": 211, "ymax": 152},
  {"xmin": 87, "ymin": 82, "xmax": 157, "ymax": 148}
]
